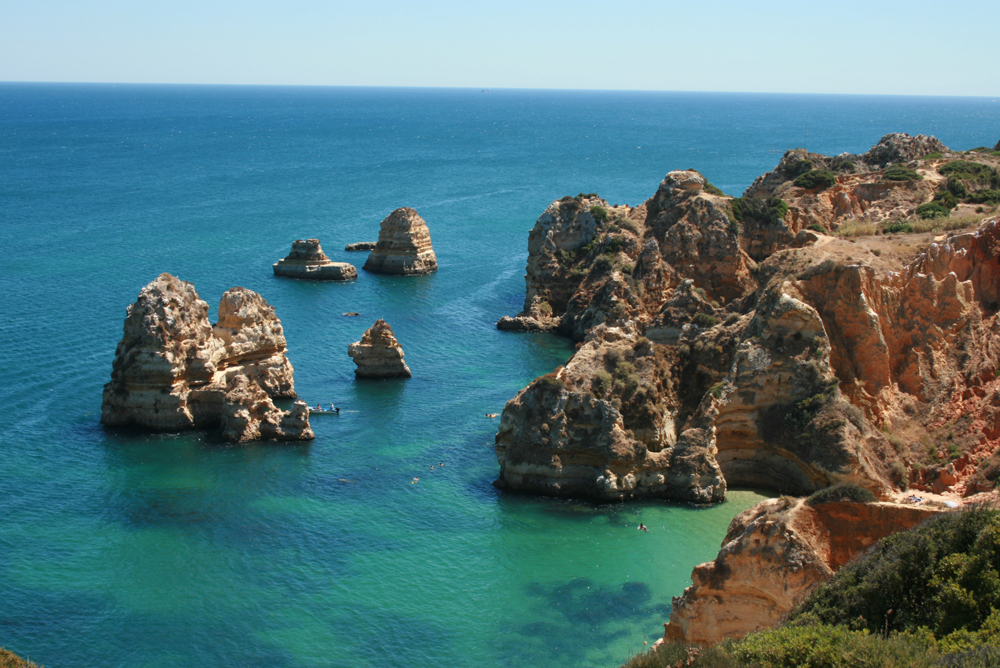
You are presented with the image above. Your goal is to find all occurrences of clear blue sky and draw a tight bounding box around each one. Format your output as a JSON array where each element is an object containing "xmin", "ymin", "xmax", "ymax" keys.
[{"xmin": 2, "ymin": 0, "xmax": 998, "ymax": 96}]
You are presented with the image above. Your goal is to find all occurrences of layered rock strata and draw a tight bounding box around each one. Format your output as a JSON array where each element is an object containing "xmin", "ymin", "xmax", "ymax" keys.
[
  {"xmin": 348, "ymin": 319, "xmax": 412, "ymax": 378},
  {"xmin": 101, "ymin": 273, "xmax": 313, "ymax": 442},
  {"xmin": 345, "ymin": 242, "xmax": 377, "ymax": 251},
  {"xmin": 663, "ymin": 498, "xmax": 939, "ymax": 644},
  {"xmin": 273, "ymin": 239, "xmax": 357, "ymax": 280},
  {"xmin": 363, "ymin": 208, "xmax": 438, "ymax": 275},
  {"xmin": 496, "ymin": 133, "xmax": 1000, "ymax": 502}
]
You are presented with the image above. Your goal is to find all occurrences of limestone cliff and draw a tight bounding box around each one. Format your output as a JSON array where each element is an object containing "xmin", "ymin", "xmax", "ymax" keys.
[
  {"xmin": 363, "ymin": 208, "xmax": 438, "ymax": 275},
  {"xmin": 348, "ymin": 319, "xmax": 412, "ymax": 378},
  {"xmin": 101, "ymin": 273, "xmax": 312, "ymax": 442},
  {"xmin": 496, "ymin": 133, "xmax": 1000, "ymax": 502},
  {"xmin": 272, "ymin": 239, "xmax": 357, "ymax": 280},
  {"xmin": 664, "ymin": 498, "xmax": 938, "ymax": 644},
  {"xmin": 495, "ymin": 325, "xmax": 725, "ymax": 502}
]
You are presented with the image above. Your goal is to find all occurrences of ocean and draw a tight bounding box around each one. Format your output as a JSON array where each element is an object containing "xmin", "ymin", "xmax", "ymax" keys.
[{"xmin": 0, "ymin": 83, "xmax": 997, "ymax": 668}]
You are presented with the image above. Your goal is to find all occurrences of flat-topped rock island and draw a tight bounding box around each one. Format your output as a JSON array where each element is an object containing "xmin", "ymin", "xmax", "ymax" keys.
[{"xmin": 273, "ymin": 238, "xmax": 357, "ymax": 280}]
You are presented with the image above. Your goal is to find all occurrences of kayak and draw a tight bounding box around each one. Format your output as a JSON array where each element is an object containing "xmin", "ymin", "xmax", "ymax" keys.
[{"xmin": 308, "ymin": 408, "xmax": 340, "ymax": 415}]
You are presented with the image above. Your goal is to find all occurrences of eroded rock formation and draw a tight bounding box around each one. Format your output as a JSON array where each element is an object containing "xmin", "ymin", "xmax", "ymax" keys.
[
  {"xmin": 273, "ymin": 239, "xmax": 357, "ymax": 280},
  {"xmin": 664, "ymin": 498, "xmax": 938, "ymax": 644},
  {"xmin": 101, "ymin": 273, "xmax": 312, "ymax": 442},
  {"xmin": 496, "ymin": 133, "xmax": 1000, "ymax": 502},
  {"xmin": 363, "ymin": 208, "xmax": 438, "ymax": 275},
  {"xmin": 348, "ymin": 319, "xmax": 412, "ymax": 378}
]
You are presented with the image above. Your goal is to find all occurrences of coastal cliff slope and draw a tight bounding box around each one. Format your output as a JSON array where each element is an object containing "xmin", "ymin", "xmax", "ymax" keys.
[
  {"xmin": 496, "ymin": 134, "xmax": 1000, "ymax": 502},
  {"xmin": 664, "ymin": 496, "xmax": 939, "ymax": 644},
  {"xmin": 101, "ymin": 273, "xmax": 313, "ymax": 442}
]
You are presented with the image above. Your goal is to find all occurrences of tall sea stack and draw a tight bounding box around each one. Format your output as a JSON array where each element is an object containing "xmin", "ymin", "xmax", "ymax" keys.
[{"xmin": 363, "ymin": 208, "xmax": 438, "ymax": 275}]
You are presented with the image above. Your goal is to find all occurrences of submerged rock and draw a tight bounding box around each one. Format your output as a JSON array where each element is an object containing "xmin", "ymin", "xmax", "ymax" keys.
[
  {"xmin": 101, "ymin": 273, "xmax": 312, "ymax": 442},
  {"xmin": 345, "ymin": 241, "xmax": 377, "ymax": 251},
  {"xmin": 273, "ymin": 239, "xmax": 357, "ymax": 280},
  {"xmin": 348, "ymin": 319, "xmax": 412, "ymax": 378},
  {"xmin": 363, "ymin": 208, "xmax": 438, "ymax": 275}
]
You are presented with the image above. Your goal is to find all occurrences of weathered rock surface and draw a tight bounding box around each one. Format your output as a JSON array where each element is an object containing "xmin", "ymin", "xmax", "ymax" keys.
[
  {"xmin": 345, "ymin": 242, "xmax": 377, "ymax": 251},
  {"xmin": 273, "ymin": 239, "xmax": 357, "ymax": 280},
  {"xmin": 496, "ymin": 133, "xmax": 1000, "ymax": 504},
  {"xmin": 363, "ymin": 208, "xmax": 438, "ymax": 275},
  {"xmin": 101, "ymin": 273, "xmax": 312, "ymax": 442},
  {"xmin": 495, "ymin": 325, "xmax": 725, "ymax": 502},
  {"xmin": 664, "ymin": 498, "xmax": 939, "ymax": 644},
  {"xmin": 348, "ymin": 319, "xmax": 412, "ymax": 378}
]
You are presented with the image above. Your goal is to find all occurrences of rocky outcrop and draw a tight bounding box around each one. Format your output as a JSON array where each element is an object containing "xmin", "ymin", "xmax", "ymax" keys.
[
  {"xmin": 101, "ymin": 273, "xmax": 312, "ymax": 442},
  {"xmin": 859, "ymin": 132, "xmax": 948, "ymax": 168},
  {"xmin": 345, "ymin": 242, "xmax": 377, "ymax": 251},
  {"xmin": 495, "ymin": 325, "xmax": 725, "ymax": 502},
  {"xmin": 273, "ymin": 239, "xmax": 357, "ymax": 280},
  {"xmin": 495, "ymin": 133, "xmax": 1000, "ymax": 504},
  {"xmin": 363, "ymin": 208, "xmax": 438, "ymax": 275},
  {"xmin": 664, "ymin": 498, "xmax": 939, "ymax": 644},
  {"xmin": 348, "ymin": 319, "xmax": 412, "ymax": 378}
]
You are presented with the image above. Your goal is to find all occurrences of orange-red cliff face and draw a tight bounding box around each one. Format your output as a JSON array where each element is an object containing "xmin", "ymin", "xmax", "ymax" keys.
[{"xmin": 664, "ymin": 498, "xmax": 939, "ymax": 644}]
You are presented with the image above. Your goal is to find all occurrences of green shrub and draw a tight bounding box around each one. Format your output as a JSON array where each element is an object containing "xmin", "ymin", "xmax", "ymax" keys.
[
  {"xmin": 807, "ymin": 223, "xmax": 826, "ymax": 233},
  {"xmin": 791, "ymin": 507, "xmax": 1000, "ymax": 638},
  {"xmin": 710, "ymin": 381, "xmax": 726, "ymax": 398},
  {"xmin": 589, "ymin": 205, "xmax": 609, "ymax": 222},
  {"xmin": 704, "ymin": 182, "xmax": 727, "ymax": 197},
  {"xmin": 728, "ymin": 218, "xmax": 739, "ymax": 235},
  {"xmin": 933, "ymin": 191, "xmax": 959, "ymax": 209},
  {"xmin": 731, "ymin": 196, "xmax": 789, "ymax": 227},
  {"xmin": 884, "ymin": 221, "xmax": 914, "ymax": 233},
  {"xmin": 924, "ymin": 152, "xmax": 944, "ymax": 160},
  {"xmin": 537, "ymin": 301, "xmax": 553, "ymax": 316},
  {"xmin": 916, "ymin": 202, "xmax": 950, "ymax": 220},
  {"xmin": 593, "ymin": 256, "xmax": 613, "ymax": 272},
  {"xmin": 592, "ymin": 369, "xmax": 612, "ymax": 396},
  {"xmin": 794, "ymin": 169, "xmax": 837, "ymax": 190},
  {"xmin": 883, "ymin": 164, "xmax": 923, "ymax": 181},
  {"xmin": 536, "ymin": 373, "xmax": 564, "ymax": 392},
  {"xmin": 805, "ymin": 482, "xmax": 876, "ymax": 506},
  {"xmin": 783, "ymin": 158, "xmax": 814, "ymax": 177},
  {"xmin": 695, "ymin": 312, "xmax": 718, "ymax": 328}
]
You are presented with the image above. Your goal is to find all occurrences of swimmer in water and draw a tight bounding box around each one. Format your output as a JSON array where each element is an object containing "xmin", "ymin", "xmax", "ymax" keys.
[{"xmin": 638, "ymin": 523, "xmax": 649, "ymax": 532}]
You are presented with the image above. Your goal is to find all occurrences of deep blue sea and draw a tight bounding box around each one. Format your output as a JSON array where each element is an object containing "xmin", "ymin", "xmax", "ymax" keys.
[{"xmin": 1, "ymin": 83, "xmax": 997, "ymax": 668}]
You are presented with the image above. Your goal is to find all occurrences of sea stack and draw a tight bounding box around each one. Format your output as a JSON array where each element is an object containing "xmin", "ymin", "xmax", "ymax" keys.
[
  {"xmin": 273, "ymin": 239, "xmax": 357, "ymax": 280},
  {"xmin": 101, "ymin": 273, "xmax": 313, "ymax": 442},
  {"xmin": 348, "ymin": 319, "xmax": 412, "ymax": 378},
  {"xmin": 363, "ymin": 208, "xmax": 438, "ymax": 275}
]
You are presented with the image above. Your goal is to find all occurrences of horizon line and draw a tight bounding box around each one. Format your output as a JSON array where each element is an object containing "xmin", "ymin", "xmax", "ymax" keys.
[{"xmin": 1, "ymin": 80, "xmax": 998, "ymax": 101}]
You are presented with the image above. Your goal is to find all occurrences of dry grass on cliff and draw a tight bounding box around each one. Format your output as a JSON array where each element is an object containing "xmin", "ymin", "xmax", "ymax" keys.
[
  {"xmin": 0, "ymin": 649, "xmax": 41, "ymax": 668},
  {"xmin": 835, "ymin": 211, "xmax": 991, "ymax": 238}
]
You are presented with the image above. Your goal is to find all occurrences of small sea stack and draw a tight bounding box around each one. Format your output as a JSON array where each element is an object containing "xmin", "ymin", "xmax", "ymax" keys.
[
  {"xmin": 345, "ymin": 242, "xmax": 377, "ymax": 251},
  {"xmin": 348, "ymin": 319, "xmax": 411, "ymax": 378},
  {"xmin": 273, "ymin": 239, "xmax": 357, "ymax": 280},
  {"xmin": 363, "ymin": 208, "xmax": 438, "ymax": 275}
]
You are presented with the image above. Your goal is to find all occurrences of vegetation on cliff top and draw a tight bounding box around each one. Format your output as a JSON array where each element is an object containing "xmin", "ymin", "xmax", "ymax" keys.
[
  {"xmin": 621, "ymin": 507, "xmax": 1000, "ymax": 668},
  {"xmin": 0, "ymin": 649, "xmax": 41, "ymax": 668}
]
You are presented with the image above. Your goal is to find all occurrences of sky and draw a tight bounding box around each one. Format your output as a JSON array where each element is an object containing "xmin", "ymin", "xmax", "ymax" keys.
[{"xmin": 2, "ymin": 0, "xmax": 998, "ymax": 96}]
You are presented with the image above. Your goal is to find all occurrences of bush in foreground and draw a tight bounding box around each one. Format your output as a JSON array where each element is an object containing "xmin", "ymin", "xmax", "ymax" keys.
[{"xmin": 620, "ymin": 508, "xmax": 1000, "ymax": 668}]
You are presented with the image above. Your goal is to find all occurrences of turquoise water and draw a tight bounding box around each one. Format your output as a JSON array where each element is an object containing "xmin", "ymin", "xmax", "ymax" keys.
[{"xmin": 1, "ymin": 84, "xmax": 997, "ymax": 668}]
